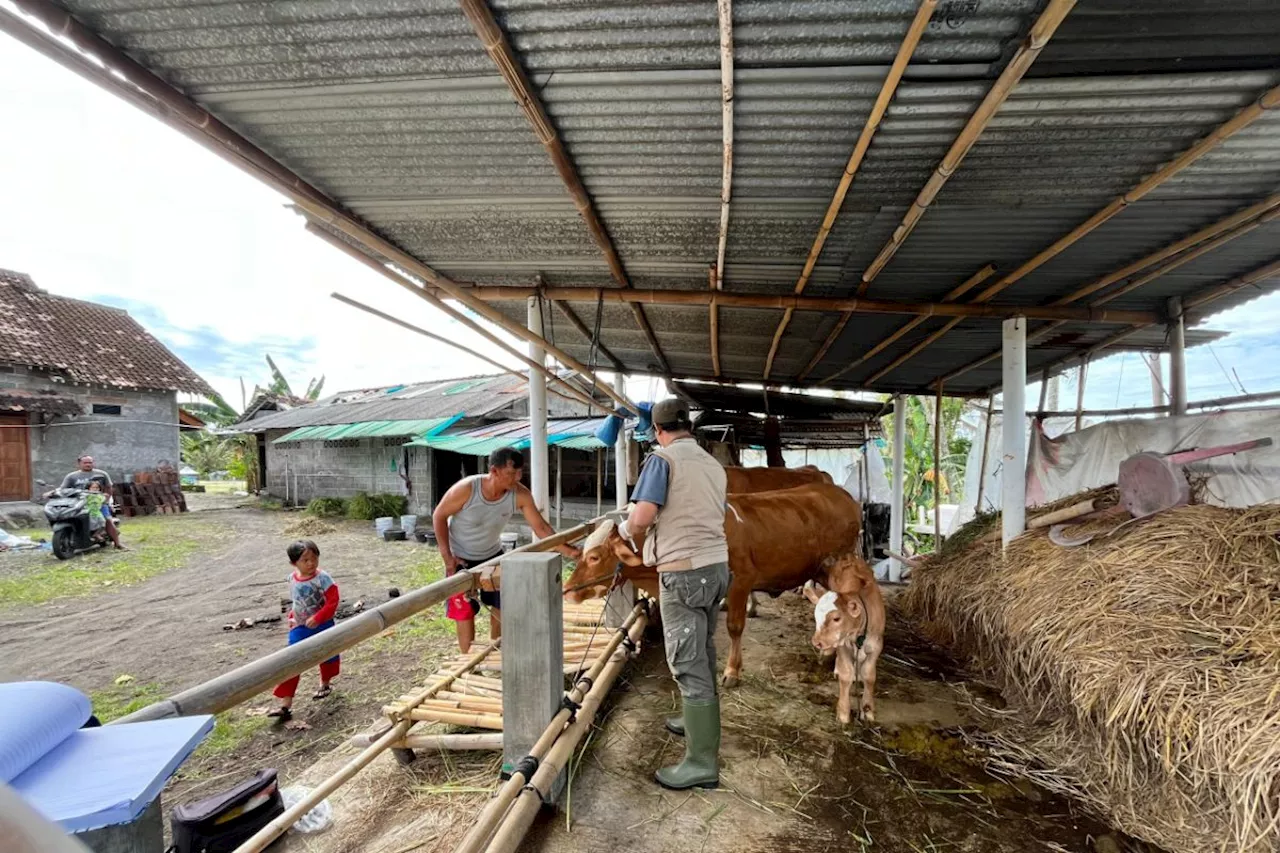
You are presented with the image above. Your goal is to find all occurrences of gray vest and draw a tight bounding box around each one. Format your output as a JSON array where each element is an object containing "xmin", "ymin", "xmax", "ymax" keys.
[
  {"xmin": 448, "ymin": 476, "xmax": 517, "ymax": 561},
  {"xmin": 642, "ymin": 438, "xmax": 729, "ymax": 572}
]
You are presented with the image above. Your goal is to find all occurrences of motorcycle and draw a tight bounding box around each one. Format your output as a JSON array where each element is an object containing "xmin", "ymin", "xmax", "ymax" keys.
[{"xmin": 36, "ymin": 482, "xmax": 112, "ymax": 560}]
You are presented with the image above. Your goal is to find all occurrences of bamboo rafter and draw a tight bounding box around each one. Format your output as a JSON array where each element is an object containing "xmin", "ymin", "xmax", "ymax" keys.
[{"xmin": 763, "ymin": 0, "xmax": 937, "ymax": 380}]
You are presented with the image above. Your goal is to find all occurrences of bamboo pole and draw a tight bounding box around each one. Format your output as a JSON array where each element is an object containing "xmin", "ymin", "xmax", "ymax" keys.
[
  {"xmin": 820, "ymin": 264, "xmax": 996, "ymax": 384},
  {"xmin": 387, "ymin": 640, "xmax": 501, "ymax": 721},
  {"xmin": 714, "ymin": 0, "xmax": 734, "ymax": 294},
  {"xmin": 458, "ymin": 0, "xmax": 670, "ymax": 375},
  {"xmin": 235, "ymin": 720, "xmax": 413, "ymax": 853},
  {"xmin": 351, "ymin": 732, "xmax": 504, "ymax": 751},
  {"xmin": 933, "ymin": 387, "xmax": 943, "ymax": 548},
  {"xmin": 0, "ymin": 1, "xmax": 638, "ymax": 416},
  {"xmin": 404, "ymin": 709, "xmax": 505, "ymax": 728},
  {"xmin": 857, "ymin": 0, "xmax": 1076, "ymax": 290},
  {"xmin": 974, "ymin": 392, "xmax": 995, "ymax": 512},
  {"xmin": 708, "ymin": 265, "xmax": 722, "ymax": 377},
  {"xmin": 765, "ymin": 0, "xmax": 936, "ymax": 379},
  {"xmin": 312, "ymin": 226, "xmax": 612, "ymax": 414},
  {"xmin": 330, "ymin": 292, "xmax": 597, "ymax": 411},
  {"xmin": 454, "ymin": 604, "xmax": 648, "ymax": 853},
  {"xmin": 1074, "ymin": 358, "xmax": 1088, "ymax": 431}
]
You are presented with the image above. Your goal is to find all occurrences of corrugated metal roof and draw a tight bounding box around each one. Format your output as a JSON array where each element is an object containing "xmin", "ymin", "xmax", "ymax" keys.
[
  {"xmin": 407, "ymin": 416, "xmax": 606, "ymax": 453},
  {"xmin": 272, "ymin": 416, "xmax": 459, "ymax": 443},
  {"xmin": 43, "ymin": 0, "xmax": 1280, "ymax": 397}
]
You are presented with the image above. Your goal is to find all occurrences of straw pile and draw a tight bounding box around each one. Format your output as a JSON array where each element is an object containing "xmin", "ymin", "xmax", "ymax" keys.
[
  {"xmin": 904, "ymin": 501, "xmax": 1280, "ymax": 853},
  {"xmin": 282, "ymin": 517, "xmax": 337, "ymax": 537}
]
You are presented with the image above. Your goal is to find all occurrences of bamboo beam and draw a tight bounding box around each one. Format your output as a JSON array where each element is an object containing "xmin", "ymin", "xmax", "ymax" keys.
[
  {"xmin": 458, "ymin": 0, "xmax": 670, "ymax": 376},
  {"xmin": 330, "ymin": 292, "xmax": 602, "ymax": 412},
  {"xmin": 822, "ymin": 264, "xmax": 996, "ymax": 384},
  {"xmin": 763, "ymin": 0, "xmax": 936, "ymax": 380},
  {"xmin": 0, "ymin": 1, "xmax": 638, "ymax": 416},
  {"xmin": 1074, "ymin": 358, "xmax": 1088, "ymax": 431},
  {"xmin": 714, "ymin": 0, "xmax": 734, "ymax": 294},
  {"xmin": 311, "ymin": 225, "xmax": 616, "ymax": 415},
  {"xmin": 971, "ymin": 86, "xmax": 1280, "ymax": 305},
  {"xmin": 552, "ymin": 300, "xmax": 625, "ymax": 374},
  {"xmin": 709, "ymin": 265, "xmax": 722, "ymax": 377},
  {"xmin": 857, "ymin": 0, "xmax": 1076, "ymax": 293}
]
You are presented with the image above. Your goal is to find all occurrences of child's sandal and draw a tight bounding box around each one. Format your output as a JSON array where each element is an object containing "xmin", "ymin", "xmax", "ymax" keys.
[
  {"xmin": 313, "ymin": 685, "xmax": 333, "ymax": 700},
  {"xmin": 266, "ymin": 707, "xmax": 292, "ymax": 720}
]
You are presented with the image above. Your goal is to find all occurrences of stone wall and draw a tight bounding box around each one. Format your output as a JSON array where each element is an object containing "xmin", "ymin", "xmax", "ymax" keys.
[
  {"xmin": 0, "ymin": 364, "xmax": 180, "ymax": 497},
  {"xmin": 264, "ymin": 431, "xmax": 433, "ymax": 515}
]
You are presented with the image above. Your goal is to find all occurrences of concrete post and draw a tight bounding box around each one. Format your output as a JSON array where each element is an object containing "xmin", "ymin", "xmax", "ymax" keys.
[
  {"xmin": 1002, "ymin": 317, "xmax": 1027, "ymax": 547},
  {"xmin": 500, "ymin": 551, "xmax": 564, "ymax": 802},
  {"xmin": 614, "ymin": 373, "xmax": 628, "ymax": 509},
  {"xmin": 1168, "ymin": 296, "xmax": 1187, "ymax": 416},
  {"xmin": 888, "ymin": 396, "xmax": 906, "ymax": 582},
  {"xmin": 527, "ymin": 298, "xmax": 549, "ymax": 515}
]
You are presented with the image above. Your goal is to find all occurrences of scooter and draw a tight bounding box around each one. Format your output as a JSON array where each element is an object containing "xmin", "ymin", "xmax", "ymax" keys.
[{"xmin": 36, "ymin": 482, "xmax": 112, "ymax": 560}]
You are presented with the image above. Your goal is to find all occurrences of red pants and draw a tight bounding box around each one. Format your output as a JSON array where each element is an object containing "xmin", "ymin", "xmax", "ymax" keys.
[{"xmin": 273, "ymin": 658, "xmax": 340, "ymax": 698}]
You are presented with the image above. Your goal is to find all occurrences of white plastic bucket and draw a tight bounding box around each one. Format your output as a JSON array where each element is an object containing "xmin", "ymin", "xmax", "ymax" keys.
[
  {"xmin": 500, "ymin": 531, "xmax": 518, "ymax": 553},
  {"xmin": 374, "ymin": 516, "xmax": 395, "ymax": 532},
  {"xmin": 400, "ymin": 514, "xmax": 417, "ymax": 533}
]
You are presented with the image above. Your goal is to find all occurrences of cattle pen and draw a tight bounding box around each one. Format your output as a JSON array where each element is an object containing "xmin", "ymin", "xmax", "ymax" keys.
[{"xmin": 4, "ymin": 0, "xmax": 1280, "ymax": 852}]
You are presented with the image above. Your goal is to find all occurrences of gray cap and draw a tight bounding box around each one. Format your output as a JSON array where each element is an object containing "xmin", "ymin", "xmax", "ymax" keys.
[{"xmin": 651, "ymin": 398, "xmax": 691, "ymax": 430}]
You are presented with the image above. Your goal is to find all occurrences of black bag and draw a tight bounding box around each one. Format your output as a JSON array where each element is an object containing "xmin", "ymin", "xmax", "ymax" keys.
[{"xmin": 169, "ymin": 768, "xmax": 284, "ymax": 853}]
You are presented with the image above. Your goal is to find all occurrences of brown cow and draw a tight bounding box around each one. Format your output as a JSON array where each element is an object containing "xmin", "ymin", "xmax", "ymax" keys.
[
  {"xmin": 723, "ymin": 465, "xmax": 832, "ymax": 494},
  {"xmin": 566, "ymin": 482, "xmax": 861, "ymax": 687},
  {"xmin": 804, "ymin": 552, "xmax": 885, "ymax": 724},
  {"xmin": 723, "ymin": 466, "xmax": 834, "ymax": 617}
]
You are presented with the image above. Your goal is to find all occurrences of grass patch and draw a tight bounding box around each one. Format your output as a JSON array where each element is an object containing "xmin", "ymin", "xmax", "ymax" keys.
[
  {"xmin": 403, "ymin": 550, "xmax": 445, "ymax": 588},
  {"xmin": 197, "ymin": 480, "xmax": 246, "ymax": 495},
  {"xmin": 91, "ymin": 680, "xmax": 167, "ymax": 722},
  {"xmin": 0, "ymin": 517, "xmax": 214, "ymax": 607},
  {"xmin": 198, "ymin": 711, "xmax": 272, "ymax": 757}
]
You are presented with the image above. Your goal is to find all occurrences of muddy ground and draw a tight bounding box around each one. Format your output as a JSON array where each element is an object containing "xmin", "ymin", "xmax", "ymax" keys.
[
  {"xmin": 273, "ymin": 593, "xmax": 1155, "ymax": 853},
  {"xmin": 0, "ymin": 503, "xmax": 476, "ymax": 809}
]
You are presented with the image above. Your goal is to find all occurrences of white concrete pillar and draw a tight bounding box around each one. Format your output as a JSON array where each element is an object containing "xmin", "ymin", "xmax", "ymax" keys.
[
  {"xmin": 527, "ymin": 297, "xmax": 549, "ymax": 515},
  {"xmin": 500, "ymin": 551, "xmax": 564, "ymax": 801},
  {"xmin": 888, "ymin": 395, "xmax": 906, "ymax": 581},
  {"xmin": 614, "ymin": 373, "xmax": 628, "ymax": 509},
  {"xmin": 1001, "ymin": 317, "xmax": 1027, "ymax": 547},
  {"xmin": 1168, "ymin": 296, "xmax": 1187, "ymax": 416}
]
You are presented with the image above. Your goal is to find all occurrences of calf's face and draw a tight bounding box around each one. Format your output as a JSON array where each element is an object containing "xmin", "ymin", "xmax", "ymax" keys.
[{"xmin": 806, "ymin": 585, "xmax": 865, "ymax": 653}]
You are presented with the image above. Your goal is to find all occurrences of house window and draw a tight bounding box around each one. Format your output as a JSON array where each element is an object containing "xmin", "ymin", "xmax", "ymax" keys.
[{"xmin": 92, "ymin": 404, "xmax": 122, "ymax": 416}]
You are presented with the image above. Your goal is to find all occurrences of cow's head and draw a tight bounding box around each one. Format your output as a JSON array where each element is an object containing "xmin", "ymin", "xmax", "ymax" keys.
[
  {"xmin": 805, "ymin": 552, "xmax": 876, "ymax": 653},
  {"xmin": 803, "ymin": 581, "xmax": 865, "ymax": 654},
  {"xmin": 562, "ymin": 519, "xmax": 644, "ymax": 603}
]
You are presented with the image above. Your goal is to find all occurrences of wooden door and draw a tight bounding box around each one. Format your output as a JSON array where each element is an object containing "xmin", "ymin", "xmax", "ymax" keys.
[{"xmin": 0, "ymin": 415, "xmax": 31, "ymax": 500}]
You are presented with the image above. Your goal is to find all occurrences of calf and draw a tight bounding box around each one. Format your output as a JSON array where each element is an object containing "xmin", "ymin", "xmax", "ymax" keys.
[
  {"xmin": 565, "ymin": 482, "xmax": 862, "ymax": 687},
  {"xmin": 805, "ymin": 552, "xmax": 885, "ymax": 724}
]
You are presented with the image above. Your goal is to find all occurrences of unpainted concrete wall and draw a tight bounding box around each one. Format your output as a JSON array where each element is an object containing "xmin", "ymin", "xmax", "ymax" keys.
[
  {"xmin": 0, "ymin": 365, "xmax": 180, "ymax": 498},
  {"xmin": 264, "ymin": 431, "xmax": 433, "ymax": 515}
]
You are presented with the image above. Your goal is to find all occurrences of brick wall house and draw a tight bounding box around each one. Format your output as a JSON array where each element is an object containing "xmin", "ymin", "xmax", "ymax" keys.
[{"xmin": 0, "ymin": 269, "xmax": 215, "ymax": 500}]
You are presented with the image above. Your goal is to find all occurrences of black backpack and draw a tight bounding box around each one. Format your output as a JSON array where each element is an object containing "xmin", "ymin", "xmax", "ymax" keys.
[{"xmin": 169, "ymin": 769, "xmax": 285, "ymax": 853}]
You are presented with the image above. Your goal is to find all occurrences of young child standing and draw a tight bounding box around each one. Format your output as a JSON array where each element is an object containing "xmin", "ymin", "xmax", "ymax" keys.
[{"xmin": 269, "ymin": 540, "xmax": 340, "ymax": 720}]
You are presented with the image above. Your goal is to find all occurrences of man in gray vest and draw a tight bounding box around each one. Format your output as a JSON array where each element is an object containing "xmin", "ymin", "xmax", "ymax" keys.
[
  {"xmin": 433, "ymin": 446, "xmax": 580, "ymax": 653},
  {"xmin": 619, "ymin": 399, "xmax": 730, "ymax": 790}
]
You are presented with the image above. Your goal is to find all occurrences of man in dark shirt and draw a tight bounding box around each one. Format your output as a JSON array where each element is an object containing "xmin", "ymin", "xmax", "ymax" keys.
[{"xmin": 59, "ymin": 455, "xmax": 125, "ymax": 550}]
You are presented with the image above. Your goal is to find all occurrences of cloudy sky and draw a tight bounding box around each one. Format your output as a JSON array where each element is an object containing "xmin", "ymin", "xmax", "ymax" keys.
[{"xmin": 1, "ymin": 22, "xmax": 1276, "ymax": 413}]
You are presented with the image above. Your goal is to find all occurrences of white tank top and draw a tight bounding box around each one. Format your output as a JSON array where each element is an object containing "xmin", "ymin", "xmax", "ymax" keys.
[{"xmin": 448, "ymin": 475, "xmax": 517, "ymax": 561}]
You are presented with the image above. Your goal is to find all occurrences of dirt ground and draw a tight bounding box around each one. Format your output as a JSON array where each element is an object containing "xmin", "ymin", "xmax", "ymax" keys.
[
  {"xmin": 0, "ymin": 503, "xmax": 475, "ymax": 810},
  {"xmin": 269, "ymin": 593, "xmax": 1157, "ymax": 853}
]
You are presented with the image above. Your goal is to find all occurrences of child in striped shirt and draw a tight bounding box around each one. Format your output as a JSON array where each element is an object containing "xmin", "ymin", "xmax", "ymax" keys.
[{"xmin": 268, "ymin": 540, "xmax": 341, "ymax": 720}]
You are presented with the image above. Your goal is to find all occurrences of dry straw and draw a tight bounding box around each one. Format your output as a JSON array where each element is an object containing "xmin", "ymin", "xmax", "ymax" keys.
[{"xmin": 904, "ymin": 500, "xmax": 1280, "ymax": 853}]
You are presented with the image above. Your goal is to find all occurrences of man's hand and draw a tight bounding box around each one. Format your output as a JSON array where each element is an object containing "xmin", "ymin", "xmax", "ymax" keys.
[
  {"xmin": 562, "ymin": 545, "xmax": 583, "ymax": 562},
  {"xmin": 443, "ymin": 553, "xmax": 461, "ymax": 576}
]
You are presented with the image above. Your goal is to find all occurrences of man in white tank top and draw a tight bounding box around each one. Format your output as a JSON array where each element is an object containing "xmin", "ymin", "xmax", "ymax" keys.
[{"xmin": 432, "ymin": 446, "xmax": 581, "ymax": 653}]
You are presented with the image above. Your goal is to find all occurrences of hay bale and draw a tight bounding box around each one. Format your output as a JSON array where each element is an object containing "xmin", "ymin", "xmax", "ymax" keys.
[
  {"xmin": 282, "ymin": 517, "xmax": 337, "ymax": 537},
  {"xmin": 904, "ymin": 503, "xmax": 1280, "ymax": 853}
]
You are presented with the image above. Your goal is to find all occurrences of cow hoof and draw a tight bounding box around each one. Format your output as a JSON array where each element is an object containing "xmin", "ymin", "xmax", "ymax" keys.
[
  {"xmin": 860, "ymin": 709, "xmax": 876, "ymax": 725},
  {"xmin": 721, "ymin": 673, "xmax": 740, "ymax": 688},
  {"xmin": 837, "ymin": 713, "xmax": 852, "ymax": 726}
]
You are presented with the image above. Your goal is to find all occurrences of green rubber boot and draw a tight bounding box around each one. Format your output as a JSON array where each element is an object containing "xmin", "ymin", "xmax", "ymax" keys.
[
  {"xmin": 664, "ymin": 715, "xmax": 685, "ymax": 736},
  {"xmin": 655, "ymin": 699, "xmax": 720, "ymax": 790}
]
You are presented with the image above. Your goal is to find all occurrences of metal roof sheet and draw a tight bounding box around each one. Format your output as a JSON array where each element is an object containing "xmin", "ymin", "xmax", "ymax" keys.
[
  {"xmin": 272, "ymin": 416, "xmax": 459, "ymax": 443},
  {"xmin": 37, "ymin": 0, "xmax": 1280, "ymax": 398},
  {"xmin": 406, "ymin": 416, "xmax": 606, "ymax": 453}
]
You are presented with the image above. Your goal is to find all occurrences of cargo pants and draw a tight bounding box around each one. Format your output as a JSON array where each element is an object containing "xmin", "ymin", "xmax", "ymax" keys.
[{"xmin": 658, "ymin": 562, "xmax": 732, "ymax": 702}]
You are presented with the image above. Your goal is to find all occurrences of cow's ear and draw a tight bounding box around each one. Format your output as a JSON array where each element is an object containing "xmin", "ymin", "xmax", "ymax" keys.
[
  {"xmin": 612, "ymin": 536, "xmax": 645, "ymax": 568},
  {"xmin": 835, "ymin": 593, "xmax": 864, "ymax": 619},
  {"xmin": 802, "ymin": 581, "xmax": 825, "ymax": 604}
]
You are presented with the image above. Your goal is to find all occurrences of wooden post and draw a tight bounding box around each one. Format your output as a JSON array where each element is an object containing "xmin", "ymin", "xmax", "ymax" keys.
[
  {"xmin": 528, "ymin": 298, "xmax": 549, "ymax": 515},
  {"xmin": 500, "ymin": 551, "xmax": 564, "ymax": 801},
  {"xmin": 1168, "ymin": 296, "xmax": 1187, "ymax": 416},
  {"xmin": 595, "ymin": 449, "xmax": 603, "ymax": 518},
  {"xmin": 1037, "ymin": 370, "xmax": 1050, "ymax": 413},
  {"xmin": 555, "ymin": 445, "xmax": 563, "ymax": 528},
  {"xmin": 933, "ymin": 387, "xmax": 943, "ymax": 548},
  {"xmin": 889, "ymin": 396, "xmax": 906, "ymax": 581},
  {"xmin": 975, "ymin": 393, "xmax": 995, "ymax": 513},
  {"xmin": 1074, "ymin": 358, "xmax": 1088, "ymax": 431},
  {"xmin": 1002, "ymin": 318, "xmax": 1027, "ymax": 546},
  {"xmin": 1146, "ymin": 352, "xmax": 1165, "ymax": 408}
]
